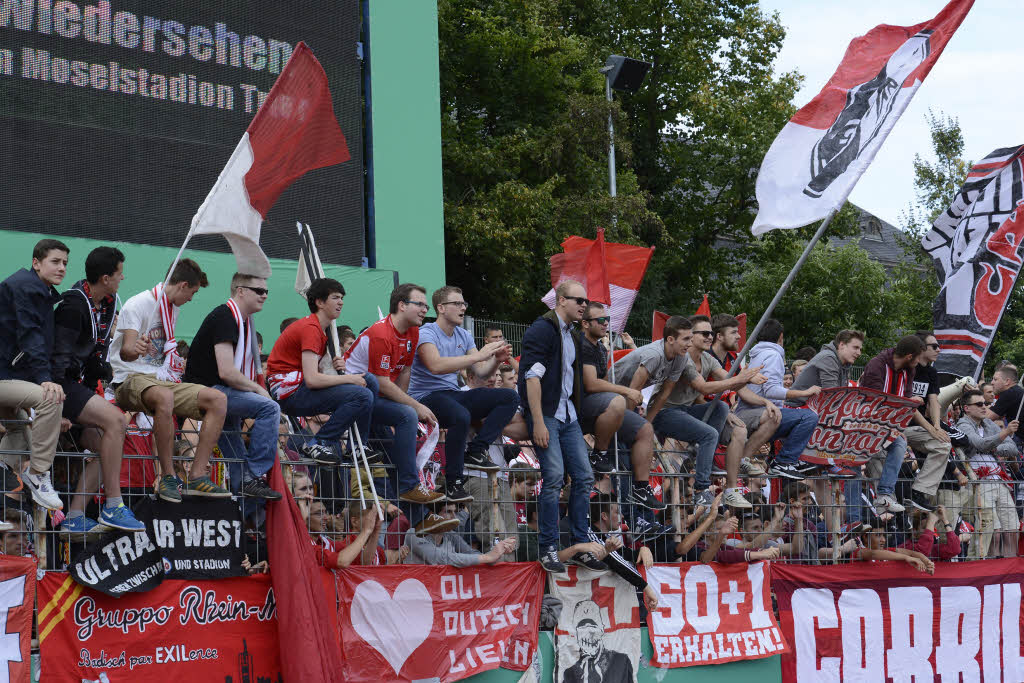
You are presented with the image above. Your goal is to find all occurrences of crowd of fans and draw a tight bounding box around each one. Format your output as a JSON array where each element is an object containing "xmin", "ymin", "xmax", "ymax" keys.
[{"xmin": 0, "ymin": 239, "xmax": 1021, "ymax": 609}]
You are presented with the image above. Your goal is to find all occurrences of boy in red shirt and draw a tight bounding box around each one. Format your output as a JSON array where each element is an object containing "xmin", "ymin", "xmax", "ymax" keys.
[
  {"xmin": 346, "ymin": 283, "xmax": 451, "ymax": 534},
  {"xmin": 266, "ymin": 278, "xmax": 376, "ymax": 466}
]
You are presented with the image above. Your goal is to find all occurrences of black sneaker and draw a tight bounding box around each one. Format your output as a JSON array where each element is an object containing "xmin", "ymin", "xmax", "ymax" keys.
[
  {"xmin": 767, "ymin": 463, "xmax": 806, "ymax": 481},
  {"xmin": 540, "ymin": 547, "xmax": 566, "ymax": 573},
  {"xmin": 360, "ymin": 448, "xmax": 385, "ymax": 465},
  {"xmin": 444, "ymin": 478, "xmax": 473, "ymax": 504},
  {"xmin": 242, "ymin": 477, "xmax": 283, "ymax": 500},
  {"xmin": 589, "ymin": 449, "xmax": 615, "ymax": 474},
  {"xmin": 906, "ymin": 490, "xmax": 936, "ymax": 512},
  {"xmin": 633, "ymin": 518, "xmax": 673, "ymax": 542},
  {"xmin": 570, "ymin": 551, "xmax": 607, "ymax": 571},
  {"xmin": 464, "ymin": 449, "xmax": 500, "ymax": 472},
  {"xmin": 693, "ymin": 488, "xmax": 716, "ymax": 510},
  {"xmin": 300, "ymin": 443, "xmax": 341, "ymax": 466},
  {"xmin": 626, "ymin": 483, "xmax": 666, "ymax": 511}
]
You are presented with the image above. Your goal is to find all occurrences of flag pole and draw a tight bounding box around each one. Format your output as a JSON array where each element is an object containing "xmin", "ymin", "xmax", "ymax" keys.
[
  {"xmin": 702, "ymin": 207, "xmax": 839, "ymax": 420},
  {"xmin": 161, "ymin": 231, "xmax": 193, "ymax": 292}
]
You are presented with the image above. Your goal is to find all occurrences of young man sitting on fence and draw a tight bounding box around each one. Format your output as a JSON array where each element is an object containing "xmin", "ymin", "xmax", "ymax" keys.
[
  {"xmin": 108, "ymin": 258, "xmax": 230, "ymax": 500},
  {"xmin": 0, "ymin": 239, "xmax": 69, "ymax": 514},
  {"xmin": 409, "ymin": 285, "xmax": 519, "ymax": 504},
  {"xmin": 52, "ymin": 246, "xmax": 144, "ymax": 532}
]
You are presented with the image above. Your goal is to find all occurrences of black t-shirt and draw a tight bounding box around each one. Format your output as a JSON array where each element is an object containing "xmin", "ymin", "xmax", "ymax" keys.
[
  {"xmin": 580, "ymin": 336, "xmax": 608, "ymax": 383},
  {"xmin": 991, "ymin": 384, "xmax": 1024, "ymax": 439},
  {"xmin": 910, "ymin": 363, "xmax": 939, "ymax": 415},
  {"xmin": 183, "ymin": 304, "xmax": 241, "ymax": 387}
]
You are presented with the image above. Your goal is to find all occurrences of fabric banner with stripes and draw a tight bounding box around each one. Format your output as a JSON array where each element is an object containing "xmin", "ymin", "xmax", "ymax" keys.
[
  {"xmin": 0, "ymin": 556, "xmax": 34, "ymax": 683},
  {"xmin": 923, "ymin": 145, "xmax": 1024, "ymax": 377}
]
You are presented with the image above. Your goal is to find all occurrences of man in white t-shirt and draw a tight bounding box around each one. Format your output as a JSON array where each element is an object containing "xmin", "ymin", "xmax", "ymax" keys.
[
  {"xmin": 409, "ymin": 285, "xmax": 519, "ymax": 506},
  {"xmin": 108, "ymin": 259, "xmax": 229, "ymax": 502}
]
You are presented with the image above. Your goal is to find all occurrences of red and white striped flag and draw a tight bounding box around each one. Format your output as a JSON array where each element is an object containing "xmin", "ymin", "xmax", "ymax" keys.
[
  {"xmin": 751, "ymin": 0, "xmax": 973, "ymax": 235},
  {"xmin": 190, "ymin": 42, "xmax": 351, "ymax": 277},
  {"xmin": 542, "ymin": 232, "xmax": 653, "ymax": 333}
]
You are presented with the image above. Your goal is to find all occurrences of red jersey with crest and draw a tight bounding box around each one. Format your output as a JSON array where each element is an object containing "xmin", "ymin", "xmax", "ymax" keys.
[{"xmin": 344, "ymin": 315, "xmax": 419, "ymax": 383}]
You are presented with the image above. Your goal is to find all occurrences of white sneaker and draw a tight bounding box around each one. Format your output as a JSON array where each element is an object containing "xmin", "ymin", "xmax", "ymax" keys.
[
  {"xmin": 722, "ymin": 488, "xmax": 753, "ymax": 509},
  {"xmin": 21, "ymin": 468, "xmax": 63, "ymax": 510},
  {"xmin": 740, "ymin": 457, "xmax": 767, "ymax": 477},
  {"xmin": 872, "ymin": 493, "xmax": 905, "ymax": 515}
]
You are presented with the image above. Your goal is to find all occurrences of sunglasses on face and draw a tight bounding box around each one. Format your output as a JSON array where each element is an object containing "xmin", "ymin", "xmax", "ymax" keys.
[
  {"xmin": 239, "ymin": 285, "xmax": 269, "ymax": 296},
  {"xmin": 966, "ymin": 401, "xmax": 985, "ymax": 407},
  {"xmin": 585, "ymin": 316, "xmax": 609, "ymax": 324},
  {"xmin": 563, "ymin": 296, "xmax": 588, "ymax": 306},
  {"xmin": 694, "ymin": 330, "xmax": 713, "ymax": 338},
  {"xmin": 926, "ymin": 343, "xmax": 940, "ymax": 350}
]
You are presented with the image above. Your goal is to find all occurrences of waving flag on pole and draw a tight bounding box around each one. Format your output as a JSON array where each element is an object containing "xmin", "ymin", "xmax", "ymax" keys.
[
  {"xmin": 543, "ymin": 232, "xmax": 653, "ymax": 333},
  {"xmin": 751, "ymin": 0, "xmax": 973, "ymax": 235},
  {"xmin": 922, "ymin": 145, "xmax": 1024, "ymax": 378},
  {"xmin": 190, "ymin": 42, "xmax": 351, "ymax": 277}
]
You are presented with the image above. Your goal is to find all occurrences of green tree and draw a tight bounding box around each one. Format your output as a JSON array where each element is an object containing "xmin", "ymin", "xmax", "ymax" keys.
[
  {"xmin": 438, "ymin": 0, "xmax": 822, "ymax": 330},
  {"xmin": 731, "ymin": 241, "xmax": 909, "ymax": 359}
]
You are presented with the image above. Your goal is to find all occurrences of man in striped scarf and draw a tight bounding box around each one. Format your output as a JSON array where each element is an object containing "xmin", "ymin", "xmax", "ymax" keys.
[
  {"xmin": 858, "ymin": 335, "xmax": 926, "ymax": 515},
  {"xmin": 183, "ymin": 273, "xmax": 281, "ymax": 500}
]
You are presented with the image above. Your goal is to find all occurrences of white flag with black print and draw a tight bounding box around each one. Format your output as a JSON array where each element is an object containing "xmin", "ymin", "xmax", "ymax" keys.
[
  {"xmin": 922, "ymin": 145, "xmax": 1024, "ymax": 378},
  {"xmin": 751, "ymin": 0, "xmax": 973, "ymax": 235}
]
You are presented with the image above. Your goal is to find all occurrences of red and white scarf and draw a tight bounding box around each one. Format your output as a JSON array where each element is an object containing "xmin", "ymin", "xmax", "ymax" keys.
[
  {"xmin": 880, "ymin": 363, "xmax": 910, "ymax": 397},
  {"xmin": 152, "ymin": 284, "xmax": 184, "ymax": 383},
  {"xmin": 226, "ymin": 298, "xmax": 258, "ymax": 380}
]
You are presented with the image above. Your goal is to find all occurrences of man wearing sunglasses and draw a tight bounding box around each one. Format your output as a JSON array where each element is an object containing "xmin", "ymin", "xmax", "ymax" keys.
[
  {"xmin": 519, "ymin": 280, "xmax": 597, "ymax": 573},
  {"xmin": 410, "ymin": 285, "xmax": 519, "ymax": 507},
  {"xmin": 902, "ymin": 331, "xmax": 954, "ymax": 513},
  {"xmin": 183, "ymin": 273, "xmax": 282, "ymax": 500}
]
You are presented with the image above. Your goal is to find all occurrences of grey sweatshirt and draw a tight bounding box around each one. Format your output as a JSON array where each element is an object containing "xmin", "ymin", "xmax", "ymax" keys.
[{"xmin": 788, "ymin": 342, "xmax": 848, "ymax": 406}]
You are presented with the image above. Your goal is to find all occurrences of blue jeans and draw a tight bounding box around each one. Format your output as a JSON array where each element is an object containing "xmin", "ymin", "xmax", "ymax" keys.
[
  {"xmin": 279, "ymin": 374, "xmax": 378, "ymax": 456},
  {"xmin": 875, "ymin": 436, "xmax": 906, "ymax": 496},
  {"xmin": 773, "ymin": 407, "xmax": 819, "ymax": 464},
  {"xmin": 653, "ymin": 401, "xmax": 728, "ymax": 490},
  {"xmin": 371, "ymin": 397, "xmax": 424, "ymax": 526},
  {"xmin": 535, "ymin": 417, "xmax": 594, "ymax": 549},
  {"xmin": 420, "ymin": 388, "xmax": 519, "ymax": 482},
  {"xmin": 213, "ymin": 385, "xmax": 281, "ymax": 488}
]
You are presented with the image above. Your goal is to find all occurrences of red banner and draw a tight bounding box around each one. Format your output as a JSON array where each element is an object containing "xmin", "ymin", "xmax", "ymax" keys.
[
  {"xmin": 38, "ymin": 571, "xmax": 336, "ymax": 682},
  {"xmin": 0, "ymin": 556, "xmax": 35, "ymax": 683},
  {"xmin": 802, "ymin": 386, "xmax": 919, "ymax": 465},
  {"xmin": 772, "ymin": 558, "xmax": 1024, "ymax": 681},
  {"xmin": 336, "ymin": 563, "xmax": 545, "ymax": 682},
  {"xmin": 645, "ymin": 562, "xmax": 788, "ymax": 668}
]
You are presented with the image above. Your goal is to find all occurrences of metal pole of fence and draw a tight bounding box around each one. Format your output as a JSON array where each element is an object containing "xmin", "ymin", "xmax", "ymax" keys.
[{"xmin": 352, "ymin": 424, "xmax": 384, "ymax": 520}]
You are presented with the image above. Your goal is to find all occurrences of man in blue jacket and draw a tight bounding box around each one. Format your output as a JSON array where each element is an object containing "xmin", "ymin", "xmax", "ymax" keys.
[
  {"xmin": 0, "ymin": 239, "xmax": 69, "ymax": 511},
  {"xmin": 518, "ymin": 280, "xmax": 598, "ymax": 573}
]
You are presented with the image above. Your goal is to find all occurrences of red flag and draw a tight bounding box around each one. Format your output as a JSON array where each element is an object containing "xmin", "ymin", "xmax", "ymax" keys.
[
  {"xmin": 695, "ymin": 294, "xmax": 710, "ymax": 316},
  {"xmin": 549, "ymin": 228, "xmax": 611, "ymax": 305},
  {"xmin": 652, "ymin": 309, "xmax": 670, "ymax": 341},
  {"xmin": 737, "ymin": 312, "xmax": 747, "ymax": 350},
  {"xmin": 545, "ymin": 233, "xmax": 653, "ymax": 332},
  {"xmin": 266, "ymin": 456, "xmax": 345, "ymax": 683},
  {"xmin": 191, "ymin": 41, "xmax": 351, "ymax": 277}
]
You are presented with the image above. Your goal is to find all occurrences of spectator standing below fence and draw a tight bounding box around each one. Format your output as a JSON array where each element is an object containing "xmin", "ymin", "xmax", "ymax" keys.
[
  {"xmin": 898, "ymin": 506, "xmax": 961, "ymax": 561},
  {"xmin": 108, "ymin": 258, "xmax": 230, "ymax": 500},
  {"xmin": 410, "ymin": 285, "xmax": 520, "ymax": 504},
  {"xmin": 735, "ymin": 319, "xmax": 820, "ymax": 482},
  {"xmin": 52, "ymin": 247, "xmax": 145, "ymax": 532},
  {"xmin": 958, "ymin": 388, "xmax": 1020, "ymax": 558},
  {"xmin": 856, "ymin": 335, "xmax": 926, "ymax": 515},
  {"xmin": 661, "ymin": 314, "xmax": 769, "ymax": 509},
  {"xmin": 987, "ymin": 365, "xmax": 1024, "ymax": 443},
  {"xmin": 183, "ymin": 273, "xmax": 282, "ymax": 500},
  {"xmin": 902, "ymin": 331, "xmax": 954, "ymax": 512},
  {"xmin": 0, "ymin": 240, "xmax": 68, "ymax": 513},
  {"xmin": 403, "ymin": 502, "xmax": 516, "ymax": 565},
  {"xmin": 518, "ymin": 280, "xmax": 597, "ymax": 573},
  {"xmin": 484, "ymin": 324, "xmax": 518, "ymax": 374}
]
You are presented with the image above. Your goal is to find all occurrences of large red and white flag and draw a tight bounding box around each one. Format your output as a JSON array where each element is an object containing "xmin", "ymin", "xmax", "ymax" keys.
[
  {"xmin": 922, "ymin": 145, "xmax": 1024, "ymax": 378},
  {"xmin": 751, "ymin": 0, "xmax": 973, "ymax": 235},
  {"xmin": 543, "ymin": 232, "xmax": 653, "ymax": 333},
  {"xmin": 190, "ymin": 42, "xmax": 351, "ymax": 277}
]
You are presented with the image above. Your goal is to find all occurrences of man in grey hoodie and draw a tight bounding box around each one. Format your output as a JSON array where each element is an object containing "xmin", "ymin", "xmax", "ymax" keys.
[
  {"xmin": 735, "ymin": 319, "xmax": 821, "ymax": 481},
  {"xmin": 788, "ymin": 330, "xmax": 864, "ymax": 404}
]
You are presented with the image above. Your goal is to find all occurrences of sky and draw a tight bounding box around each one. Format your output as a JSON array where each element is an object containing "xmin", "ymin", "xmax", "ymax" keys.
[{"xmin": 758, "ymin": 0, "xmax": 1020, "ymax": 229}]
